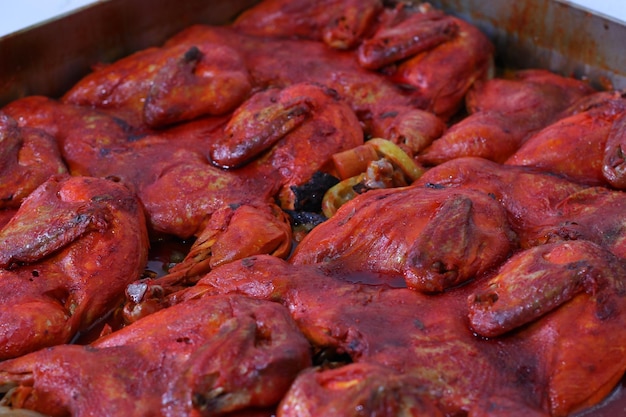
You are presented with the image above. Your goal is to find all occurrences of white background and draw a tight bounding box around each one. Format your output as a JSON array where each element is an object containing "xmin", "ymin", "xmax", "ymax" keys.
[
  {"xmin": 0, "ymin": 0, "xmax": 100, "ymax": 37},
  {"xmin": 0, "ymin": 0, "xmax": 625, "ymax": 38}
]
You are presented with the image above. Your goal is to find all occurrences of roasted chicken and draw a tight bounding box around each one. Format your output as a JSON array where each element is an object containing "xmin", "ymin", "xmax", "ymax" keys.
[
  {"xmin": 412, "ymin": 156, "xmax": 587, "ymax": 246},
  {"xmin": 418, "ymin": 69, "xmax": 596, "ymax": 165},
  {"xmin": 506, "ymin": 90, "xmax": 626, "ymax": 186},
  {"xmin": 62, "ymin": 41, "xmax": 252, "ymax": 129},
  {"xmin": 0, "ymin": 294, "xmax": 311, "ymax": 416},
  {"xmin": 164, "ymin": 23, "xmax": 448, "ymax": 155},
  {"xmin": 1, "ymin": 1, "xmax": 625, "ymax": 416},
  {"xmin": 0, "ymin": 175, "xmax": 148, "ymax": 360},
  {"xmin": 233, "ymin": 0, "xmax": 383, "ymax": 50},
  {"xmin": 169, "ymin": 254, "xmax": 621, "ymax": 416},
  {"xmin": 0, "ymin": 112, "xmax": 67, "ymax": 210},
  {"xmin": 468, "ymin": 240, "xmax": 626, "ymax": 415},
  {"xmin": 291, "ymin": 186, "xmax": 517, "ymax": 292}
]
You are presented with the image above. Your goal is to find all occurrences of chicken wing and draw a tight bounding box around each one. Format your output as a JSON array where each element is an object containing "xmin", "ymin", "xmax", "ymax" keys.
[
  {"xmin": 356, "ymin": 3, "xmax": 458, "ymax": 70},
  {"xmin": 388, "ymin": 16, "xmax": 494, "ymax": 119},
  {"xmin": 413, "ymin": 156, "xmax": 587, "ymax": 246},
  {"xmin": 468, "ymin": 240, "xmax": 626, "ymax": 415},
  {"xmin": 164, "ymin": 24, "xmax": 446, "ymax": 156}
]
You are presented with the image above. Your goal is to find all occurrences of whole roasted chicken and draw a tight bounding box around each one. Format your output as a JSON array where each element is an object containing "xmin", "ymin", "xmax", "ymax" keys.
[
  {"xmin": 291, "ymin": 186, "xmax": 517, "ymax": 292},
  {"xmin": 164, "ymin": 253, "xmax": 626, "ymax": 416},
  {"xmin": 164, "ymin": 21, "xmax": 451, "ymax": 156},
  {"xmin": 0, "ymin": 175, "xmax": 148, "ymax": 360},
  {"xmin": 3, "ymin": 82, "xmax": 361, "ymax": 276},
  {"xmin": 0, "ymin": 294, "xmax": 311, "ymax": 416},
  {"xmin": 62, "ymin": 41, "xmax": 252, "ymax": 129},
  {"xmin": 233, "ymin": 0, "xmax": 383, "ymax": 49},
  {"xmin": 1, "ymin": 1, "xmax": 625, "ymax": 416}
]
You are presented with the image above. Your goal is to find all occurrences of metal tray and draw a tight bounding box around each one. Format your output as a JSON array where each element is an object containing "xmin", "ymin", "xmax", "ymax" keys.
[{"xmin": 1, "ymin": 0, "xmax": 626, "ymax": 415}]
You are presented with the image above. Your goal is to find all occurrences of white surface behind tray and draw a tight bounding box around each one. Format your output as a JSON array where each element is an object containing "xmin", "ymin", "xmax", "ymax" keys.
[
  {"xmin": 0, "ymin": 0, "xmax": 103, "ymax": 37},
  {"xmin": 0, "ymin": 0, "xmax": 624, "ymax": 38},
  {"xmin": 565, "ymin": 0, "xmax": 626, "ymax": 23}
]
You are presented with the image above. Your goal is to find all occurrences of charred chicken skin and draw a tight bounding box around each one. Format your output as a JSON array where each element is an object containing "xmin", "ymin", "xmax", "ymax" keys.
[
  {"xmin": 0, "ymin": 294, "xmax": 311, "ymax": 416},
  {"xmin": 0, "ymin": 175, "xmax": 148, "ymax": 360}
]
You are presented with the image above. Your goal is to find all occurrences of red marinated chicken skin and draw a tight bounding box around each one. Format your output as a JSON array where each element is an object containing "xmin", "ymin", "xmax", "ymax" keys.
[
  {"xmin": 0, "ymin": 175, "xmax": 148, "ymax": 360},
  {"xmin": 170, "ymin": 254, "xmax": 601, "ymax": 416},
  {"xmin": 2, "ymin": 95, "xmax": 137, "ymax": 177},
  {"xmin": 387, "ymin": 15, "xmax": 494, "ymax": 119},
  {"xmin": 506, "ymin": 91, "xmax": 626, "ymax": 186},
  {"xmin": 279, "ymin": 363, "xmax": 445, "ymax": 417},
  {"xmin": 233, "ymin": 0, "xmax": 383, "ymax": 50},
  {"xmin": 292, "ymin": 157, "xmax": 587, "ymax": 292},
  {"xmin": 3, "ymin": 82, "xmax": 361, "ymax": 284},
  {"xmin": 413, "ymin": 157, "xmax": 587, "ymax": 247},
  {"xmin": 164, "ymin": 24, "xmax": 448, "ymax": 156},
  {"xmin": 523, "ymin": 186, "xmax": 626, "ymax": 259},
  {"xmin": 62, "ymin": 41, "xmax": 252, "ymax": 129},
  {"xmin": 418, "ymin": 69, "xmax": 596, "ymax": 165},
  {"xmin": 0, "ymin": 294, "xmax": 311, "ymax": 416},
  {"xmin": 2, "ymin": 1, "xmax": 625, "ymax": 415},
  {"xmin": 356, "ymin": 5, "xmax": 459, "ymax": 70},
  {"xmin": 603, "ymin": 108, "xmax": 626, "ymax": 188},
  {"xmin": 210, "ymin": 82, "xmax": 364, "ymax": 209},
  {"xmin": 468, "ymin": 240, "xmax": 626, "ymax": 415},
  {"xmin": 4, "ymin": 82, "xmax": 361, "ymax": 233},
  {"xmin": 233, "ymin": 0, "xmax": 493, "ymax": 120},
  {"xmin": 0, "ymin": 112, "xmax": 67, "ymax": 209},
  {"xmin": 291, "ymin": 186, "xmax": 517, "ymax": 292}
]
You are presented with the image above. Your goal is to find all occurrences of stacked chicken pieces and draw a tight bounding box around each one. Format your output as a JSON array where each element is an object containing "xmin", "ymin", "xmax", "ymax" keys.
[{"xmin": 1, "ymin": 1, "xmax": 626, "ymax": 416}]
